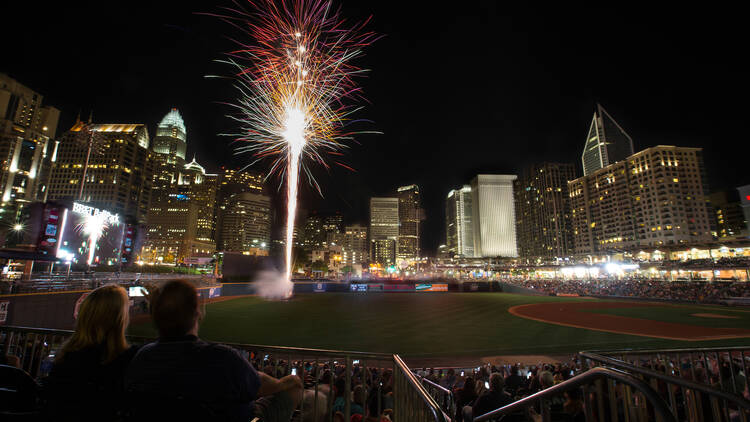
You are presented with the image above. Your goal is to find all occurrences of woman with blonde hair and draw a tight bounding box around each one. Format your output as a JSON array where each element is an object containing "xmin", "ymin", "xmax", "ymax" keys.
[{"xmin": 43, "ymin": 284, "xmax": 138, "ymax": 420}]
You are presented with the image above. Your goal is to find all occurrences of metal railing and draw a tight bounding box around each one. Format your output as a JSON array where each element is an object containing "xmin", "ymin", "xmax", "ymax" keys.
[
  {"xmin": 474, "ymin": 367, "xmax": 677, "ymax": 422},
  {"xmin": 582, "ymin": 350, "xmax": 750, "ymax": 422},
  {"xmin": 0, "ymin": 274, "xmax": 218, "ymax": 295},
  {"xmin": 0, "ymin": 325, "xmax": 447, "ymax": 422},
  {"xmin": 393, "ymin": 354, "xmax": 450, "ymax": 422},
  {"xmin": 417, "ymin": 373, "xmax": 456, "ymax": 419}
]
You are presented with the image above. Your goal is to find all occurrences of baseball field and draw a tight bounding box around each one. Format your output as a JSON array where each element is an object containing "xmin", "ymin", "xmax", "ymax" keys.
[{"xmin": 128, "ymin": 292, "xmax": 750, "ymax": 358}]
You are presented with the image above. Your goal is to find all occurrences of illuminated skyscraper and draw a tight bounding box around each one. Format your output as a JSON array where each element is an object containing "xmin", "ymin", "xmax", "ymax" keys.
[
  {"xmin": 342, "ymin": 224, "xmax": 368, "ymax": 267},
  {"xmin": 152, "ymin": 108, "xmax": 187, "ymax": 162},
  {"xmin": 141, "ymin": 158, "xmax": 219, "ymax": 264},
  {"xmin": 514, "ymin": 163, "xmax": 576, "ymax": 260},
  {"xmin": 48, "ymin": 121, "xmax": 154, "ymax": 224},
  {"xmin": 221, "ymin": 192, "xmax": 272, "ymax": 255},
  {"xmin": 471, "ymin": 174, "xmax": 518, "ymax": 258},
  {"xmin": 369, "ymin": 197, "xmax": 398, "ymax": 265},
  {"xmin": 569, "ymin": 145, "xmax": 712, "ymax": 254},
  {"xmin": 0, "ymin": 73, "xmax": 60, "ymax": 225},
  {"xmin": 581, "ymin": 104, "xmax": 634, "ymax": 176},
  {"xmin": 445, "ymin": 185, "xmax": 474, "ymax": 257},
  {"xmin": 215, "ymin": 168, "xmax": 265, "ymax": 250},
  {"xmin": 396, "ymin": 184, "xmax": 421, "ymax": 260}
]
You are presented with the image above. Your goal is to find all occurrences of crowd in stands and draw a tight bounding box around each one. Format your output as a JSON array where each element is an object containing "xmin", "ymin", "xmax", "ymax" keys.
[
  {"xmin": 508, "ymin": 278, "xmax": 750, "ymax": 302},
  {"xmin": 659, "ymin": 257, "xmax": 750, "ymax": 269}
]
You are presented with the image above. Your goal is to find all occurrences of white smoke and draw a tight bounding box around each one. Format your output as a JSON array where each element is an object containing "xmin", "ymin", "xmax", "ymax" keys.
[{"xmin": 253, "ymin": 270, "xmax": 294, "ymax": 300}]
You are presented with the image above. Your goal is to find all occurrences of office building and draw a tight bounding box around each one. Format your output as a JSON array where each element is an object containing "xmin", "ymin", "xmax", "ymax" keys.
[
  {"xmin": 0, "ymin": 73, "xmax": 60, "ymax": 224},
  {"xmin": 581, "ymin": 104, "xmax": 634, "ymax": 176},
  {"xmin": 445, "ymin": 185, "xmax": 474, "ymax": 257},
  {"xmin": 302, "ymin": 214, "xmax": 325, "ymax": 252},
  {"xmin": 396, "ymin": 184, "xmax": 421, "ymax": 260},
  {"xmin": 141, "ymin": 158, "xmax": 219, "ymax": 263},
  {"xmin": 369, "ymin": 197, "xmax": 398, "ymax": 265},
  {"xmin": 220, "ymin": 192, "xmax": 272, "ymax": 255},
  {"xmin": 215, "ymin": 168, "xmax": 264, "ymax": 250},
  {"xmin": 710, "ymin": 190, "xmax": 747, "ymax": 239},
  {"xmin": 569, "ymin": 145, "xmax": 713, "ymax": 254},
  {"xmin": 152, "ymin": 108, "xmax": 187, "ymax": 162},
  {"xmin": 739, "ymin": 185, "xmax": 750, "ymax": 235},
  {"xmin": 514, "ymin": 163, "xmax": 576, "ymax": 260},
  {"xmin": 48, "ymin": 121, "xmax": 154, "ymax": 224},
  {"xmin": 342, "ymin": 224, "xmax": 368, "ymax": 267},
  {"xmin": 471, "ymin": 174, "xmax": 518, "ymax": 258}
]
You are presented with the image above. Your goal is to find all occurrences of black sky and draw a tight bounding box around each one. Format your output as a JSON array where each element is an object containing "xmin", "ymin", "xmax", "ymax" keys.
[{"xmin": 2, "ymin": 1, "xmax": 747, "ymax": 254}]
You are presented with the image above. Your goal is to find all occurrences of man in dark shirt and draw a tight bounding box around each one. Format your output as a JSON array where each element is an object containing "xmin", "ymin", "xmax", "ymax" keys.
[
  {"xmin": 467, "ymin": 373, "xmax": 513, "ymax": 420},
  {"xmin": 125, "ymin": 280, "xmax": 302, "ymax": 422}
]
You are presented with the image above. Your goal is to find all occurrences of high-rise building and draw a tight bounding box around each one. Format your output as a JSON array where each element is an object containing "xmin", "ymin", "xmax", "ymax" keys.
[
  {"xmin": 0, "ymin": 73, "xmax": 60, "ymax": 225},
  {"xmin": 514, "ymin": 163, "xmax": 576, "ymax": 260},
  {"xmin": 369, "ymin": 197, "xmax": 398, "ymax": 265},
  {"xmin": 569, "ymin": 145, "xmax": 713, "ymax": 254},
  {"xmin": 48, "ymin": 121, "xmax": 154, "ymax": 224},
  {"xmin": 710, "ymin": 191, "xmax": 748, "ymax": 239},
  {"xmin": 471, "ymin": 174, "xmax": 518, "ymax": 258},
  {"xmin": 396, "ymin": 184, "xmax": 420, "ymax": 260},
  {"xmin": 445, "ymin": 185, "xmax": 474, "ymax": 258},
  {"xmin": 342, "ymin": 224, "xmax": 368, "ymax": 268},
  {"xmin": 302, "ymin": 214, "xmax": 325, "ymax": 252},
  {"xmin": 220, "ymin": 192, "xmax": 272, "ymax": 255},
  {"xmin": 581, "ymin": 104, "xmax": 635, "ymax": 176},
  {"xmin": 215, "ymin": 168, "xmax": 264, "ymax": 250},
  {"xmin": 323, "ymin": 213, "xmax": 343, "ymax": 246},
  {"xmin": 738, "ymin": 185, "xmax": 750, "ymax": 236},
  {"xmin": 141, "ymin": 158, "xmax": 219, "ymax": 263},
  {"xmin": 152, "ymin": 108, "xmax": 187, "ymax": 162}
]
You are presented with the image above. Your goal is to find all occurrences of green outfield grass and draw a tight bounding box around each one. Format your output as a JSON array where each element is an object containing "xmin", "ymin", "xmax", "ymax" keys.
[{"xmin": 128, "ymin": 293, "xmax": 750, "ymax": 357}]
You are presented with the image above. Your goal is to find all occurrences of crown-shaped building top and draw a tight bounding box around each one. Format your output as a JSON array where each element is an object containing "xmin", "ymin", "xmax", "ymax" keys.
[
  {"xmin": 153, "ymin": 108, "xmax": 187, "ymax": 160},
  {"xmin": 581, "ymin": 104, "xmax": 634, "ymax": 176}
]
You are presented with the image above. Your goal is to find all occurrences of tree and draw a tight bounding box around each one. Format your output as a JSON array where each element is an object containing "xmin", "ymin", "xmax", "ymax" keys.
[{"xmin": 311, "ymin": 260, "xmax": 328, "ymax": 273}]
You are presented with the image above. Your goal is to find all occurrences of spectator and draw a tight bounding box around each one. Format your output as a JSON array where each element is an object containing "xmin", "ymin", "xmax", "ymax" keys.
[
  {"xmin": 505, "ymin": 365, "xmax": 524, "ymax": 393},
  {"xmin": 43, "ymin": 284, "xmax": 137, "ymax": 421},
  {"xmin": 125, "ymin": 279, "xmax": 302, "ymax": 421},
  {"xmin": 469, "ymin": 373, "xmax": 512, "ymax": 421},
  {"xmin": 352, "ymin": 384, "xmax": 366, "ymax": 416},
  {"xmin": 441, "ymin": 368, "xmax": 457, "ymax": 390},
  {"xmin": 563, "ymin": 389, "xmax": 585, "ymax": 422},
  {"xmin": 454, "ymin": 376, "xmax": 478, "ymax": 422}
]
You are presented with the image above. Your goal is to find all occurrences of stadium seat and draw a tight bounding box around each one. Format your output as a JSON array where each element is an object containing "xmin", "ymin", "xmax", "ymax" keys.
[
  {"xmin": 0, "ymin": 364, "xmax": 41, "ymax": 419},
  {"xmin": 124, "ymin": 391, "xmax": 220, "ymax": 421}
]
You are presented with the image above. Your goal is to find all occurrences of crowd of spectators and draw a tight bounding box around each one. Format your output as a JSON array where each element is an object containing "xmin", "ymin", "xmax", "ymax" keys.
[
  {"xmin": 508, "ymin": 278, "xmax": 750, "ymax": 302},
  {"xmin": 417, "ymin": 360, "xmax": 585, "ymax": 421},
  {"xmin": 659, "ymin": 257, "xmax": 750, "ymax": 270}
]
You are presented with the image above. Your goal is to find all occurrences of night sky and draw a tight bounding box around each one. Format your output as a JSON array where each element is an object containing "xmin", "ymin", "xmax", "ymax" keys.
[{"xmin": 3, "ymin": 1, "xmax": 747, "ymax": 254}]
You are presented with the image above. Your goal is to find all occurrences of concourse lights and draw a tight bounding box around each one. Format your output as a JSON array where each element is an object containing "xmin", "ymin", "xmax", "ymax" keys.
[{"xmin": 13, "ymin": 223, "xmax": 23, "ymax": 231}]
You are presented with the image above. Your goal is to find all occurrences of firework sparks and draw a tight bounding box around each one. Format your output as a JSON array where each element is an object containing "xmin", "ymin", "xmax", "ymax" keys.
[
  {"xmin": 215, "ymin": 0, "xmax": 378, "ymax": 281},
  {"xmin": 76, "ymin": 210, "xmax": 117, "ymax": 266}
]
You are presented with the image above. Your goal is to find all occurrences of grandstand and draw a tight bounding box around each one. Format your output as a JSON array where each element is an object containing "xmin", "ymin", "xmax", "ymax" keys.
[{"xmin": 1, "ymin": 277, "xmax": 749, "ymax": 421}]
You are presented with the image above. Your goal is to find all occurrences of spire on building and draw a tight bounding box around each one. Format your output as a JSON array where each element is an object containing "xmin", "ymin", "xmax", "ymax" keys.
[{"xmin": 581, "ymin": 104, "xmax": 634, "ymax": 176}]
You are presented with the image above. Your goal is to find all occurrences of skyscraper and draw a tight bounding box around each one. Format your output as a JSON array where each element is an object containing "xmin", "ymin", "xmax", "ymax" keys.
[
  {"xmin": 215, "ymin": 168, "xmax": 264, "ymax": 250},
  {"xmin": 396, "ymin": 184, "xmax": 420, "ymax": 260},
  {"xmin": 569, "ymin": 145, "xmax": 712, "ymax": 254},
  {"xmin": 141, "ymin": 158, "xmax": 219, "ymax": 263},
  {"xmin": 152, "ymin": 108, "xmax": 187, "ymax": 162},
  {"xmin": 710, "ymin": 191, "xmax": 747, "ymax": 239},
  {"xmin": 736, "ymin": 185, "xmax": 750, "ymax": 237},
  {"xmin": 471, "ymin": 174, "xmax": 518, "ymax": 258},
  {"xmin": 0, "ymin": 73, "xmax": 60, "ymax": 224},
  {"xmin": 342, "ymin": 224, "xmax": 368, "ymax": 268},
  {"xmin": 369, "ymin": 197, "xmax": 398, "ymax": 265},
  {"xmin": 48, "ymin": 121, "xmax": 154, "ymax": 224},
  {"xmin": 514, "ymin": 163, "xmax": 576, "ymax": 260},
  {"xmin": 220, "ymin": 192, "xmax": 272, "ymax": 255},
  {"xmin": 445, "ymin": 185, "xmax": 474, "ymax": 257},
  {"xmin": 581, "ymin": 104, "xmax": 634, "ymax": 176}
]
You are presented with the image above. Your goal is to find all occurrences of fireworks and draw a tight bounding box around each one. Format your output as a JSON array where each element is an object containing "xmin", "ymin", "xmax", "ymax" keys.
[
  {"xmin": 216, "ymin": 0, "xmax": 378, "ymax": 280},
  {"xmin": 75, "ymin": 206, "xmax": 119, "ymax": 266}
]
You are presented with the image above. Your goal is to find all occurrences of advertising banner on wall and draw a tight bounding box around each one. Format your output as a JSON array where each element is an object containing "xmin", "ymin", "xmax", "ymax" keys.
[{"xmin": 415, "ymin": 284, "xmax": 448, "ymax": 292}]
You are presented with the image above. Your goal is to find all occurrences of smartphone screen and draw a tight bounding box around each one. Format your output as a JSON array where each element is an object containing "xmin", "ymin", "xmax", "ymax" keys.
[
  {"xmin": 291, "ymin": 368, "xmax": 297, "ymax": 376},
  {"xmin": 460, "ymin": 371, "xmax": 465, "ymax": 376}
]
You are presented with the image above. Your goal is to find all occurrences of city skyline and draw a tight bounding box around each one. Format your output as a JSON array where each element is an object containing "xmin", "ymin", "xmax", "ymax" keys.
[{"xmin": 2, "ymin": 2, "xmax": 747, "ymax": 254}]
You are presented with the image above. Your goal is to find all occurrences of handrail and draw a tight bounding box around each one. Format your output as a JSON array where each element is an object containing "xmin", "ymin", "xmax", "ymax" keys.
[
  {"xmin": 419, "ymin": 375, "xmax": 453, "ymax": 396},
  {"xmin": 588, "ymin": 345, "xmax": 750, "ymax": 355},
  {"xmin": 0, "ymin": 325, "xmax": 391, "ymax": 360},
  {"xmin": 473, "ymin": 367, "xmax": 677, "ymax": 422},
  {"xmin": 416, "ymin": 373, "xmax": 455, "ymax": 417},
  {"xmin": 580, "ymin": 351, "xmax": 750, "ymax": 410},
  {"xmin": 393, "ymin": 354, "xmax": 450, "ymax": 422}
]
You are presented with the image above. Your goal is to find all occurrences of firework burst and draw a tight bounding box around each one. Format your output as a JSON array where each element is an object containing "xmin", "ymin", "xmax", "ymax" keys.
[{"xmin": 213, "ymin": 0, "xmax": 378, "ymax": 280}]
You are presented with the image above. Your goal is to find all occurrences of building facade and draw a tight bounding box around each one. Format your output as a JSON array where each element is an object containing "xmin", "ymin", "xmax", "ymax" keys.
[
  {"xmin": 710, "ymin": 190, "xmax": 748, "ymax": 239},
  {"xmin": 569, "ymin": 145, "xmax": 713, "ymax": 254},
  {"xmin": 396, "ymin": 184, "xmax": 420, "ymax": 261},
  {"xmin": 445, "ymin": 185, "xmax": 474, "ymax": 257},
  {"xmin": 220, "ymin": 192, "xmax": 272, "ymax": 255},
  {"xmin": 152, "ymin": 108, "xmax": 187, "ymax": 162},
  {"xmin": 48, "ymin": 122, "xmax": 154, "ymax": 224},
  {"xmin": 342, "ymin": 224, "xmax": 368, "ymax": 268},
  {"xmin": 738, "ymin": 185, "xmax": 750, "ymax": 236},
  {"xmin": 581, "ymin": 104, "xmax": 634, "ymax": 176},
  {"xmin": 514, "ymin": 163, "xmax": 576, "ymax": 261},
  {"xmin": 471, "ymin": 174, "xmax": 518, "ymax": 258},
  {"xmin": 215, "ymin": 168, "xmax": 264, "ymax": 250},
  {"xmin": 369, "ymin": 197, "xmax": 398, "ymax": 265},
  {"xmin": 0, "ymin": 73, "xmax": 60, "ymax": 227}
]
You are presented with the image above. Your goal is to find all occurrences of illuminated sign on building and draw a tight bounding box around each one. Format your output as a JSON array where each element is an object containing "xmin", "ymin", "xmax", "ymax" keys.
[{"xmin": 72, "ymin": 202, "xmax": 120, "ymax": 225}]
